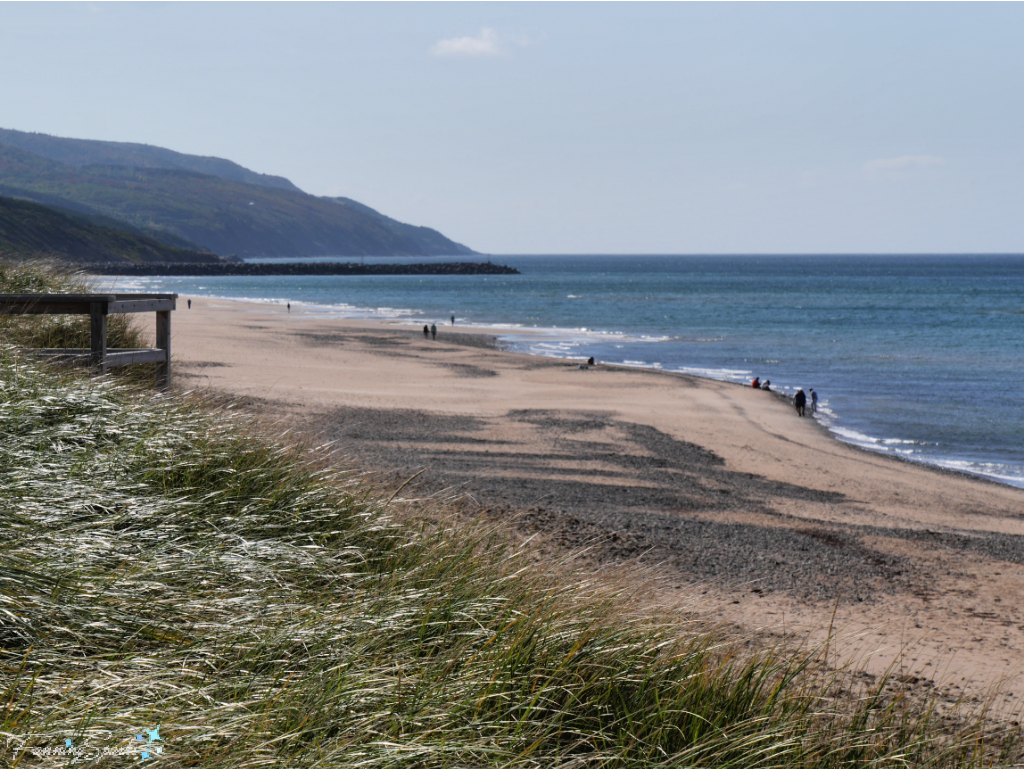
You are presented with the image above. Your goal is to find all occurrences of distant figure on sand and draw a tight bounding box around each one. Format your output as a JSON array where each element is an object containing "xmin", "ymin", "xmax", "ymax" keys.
[
  {"xmin": 751, "ymin": 377, "xmax": 760, "ymax": 389},
  {"xmin": 287, "ymin": 303, "xmax": 291, "ymax": 313},
  {"xmin": 423, "ymin": 325, "xmax": 429, "ymax": 338},
  {"xmin": 187, "ymin": 299, "xmax": 191, "ymax": 310},
  {"xmin": 451, "ymin": 314, "xmax": 455, "ymax": 325},
  {"xmin": 431, "ymin": 323, "xmax": 437, "ymax": 340},
  {"xmin": 794, "ymin": 387, "xmax": 806, "ymax": 417},
  {"xmin": 760, "ymin": 380, "xmax": 771, "ymax": 391},
  {"xmin": 587, "ymin": 356, "xmax": 595, "ymax": 366},
  {"xmin": 810, "ymin": 388, "xmax": 818, "ymax": 415}
]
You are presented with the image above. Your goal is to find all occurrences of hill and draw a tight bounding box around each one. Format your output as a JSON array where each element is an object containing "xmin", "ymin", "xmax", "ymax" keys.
[
  {"xmin": 0, "ymin": 129, "xmax": 476, "ymax": 258},
  {"xmin": 0, "ymin": 194, "xmax": 222, "ymax": 264},
  {"xmin": 328, "ymin": 196, "xmax": 477, "ymax": 257},
  {"xmin": 0, "ymin": 182, "xmax": 208, "ymax": 252},
  {"xmin": 0, "ymin": 127, "xmax": 299, "ymax": 192}
]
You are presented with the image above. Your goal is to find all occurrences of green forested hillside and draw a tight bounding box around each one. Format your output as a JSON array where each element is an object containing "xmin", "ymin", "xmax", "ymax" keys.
[
  {"xmin": 0, "ymin": 194, "xmax": 220, "ymax": 264},
  {"xmin": 0, "ymin": 130, "xmax": 476, "ymax": 258},
  {"xmin": 0, "ymin": 182, "xmax": 207, "ymax": 251}
]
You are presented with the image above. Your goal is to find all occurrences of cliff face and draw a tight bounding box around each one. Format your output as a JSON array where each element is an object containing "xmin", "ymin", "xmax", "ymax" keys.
[{"xmin": 0, "ymin": 129, "xmax": 477, "ymax": 258}]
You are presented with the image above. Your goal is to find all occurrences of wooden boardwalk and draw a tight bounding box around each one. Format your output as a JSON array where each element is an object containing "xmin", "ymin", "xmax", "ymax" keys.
[{"xmin": 0, "ymin": 293, "xmax": 177, "ymax": 387}]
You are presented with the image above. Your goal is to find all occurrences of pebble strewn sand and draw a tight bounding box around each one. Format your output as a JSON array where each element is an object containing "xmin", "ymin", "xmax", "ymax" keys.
[{"xmin": 172, "ymin": 297, "xmax": 1024, "ymax": 711}]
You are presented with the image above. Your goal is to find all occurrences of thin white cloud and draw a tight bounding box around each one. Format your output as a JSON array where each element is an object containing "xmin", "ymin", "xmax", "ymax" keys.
[
  {"xmin": 861, "ymin": 155, "xmax": 947, "ymax": 179},
  {"xmin": 431, "ymin": 28, "xmax": 502, "ymax": 57}
]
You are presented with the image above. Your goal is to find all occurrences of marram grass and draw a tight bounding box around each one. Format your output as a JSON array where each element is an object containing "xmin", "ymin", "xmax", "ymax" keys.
[{"xmin": 0, "ymin": 266, "xmax": 1021, "ymax": 767}]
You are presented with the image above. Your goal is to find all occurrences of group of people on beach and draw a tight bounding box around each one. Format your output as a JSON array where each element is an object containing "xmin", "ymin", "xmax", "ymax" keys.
[
  {"xmin": 422, "ymin": 315, "xmax": 457, "ymax": 340},
  {"xmin": 793, "ymin": 387, "xmax": 817, "ymax": 417},
  {"xmin": 751, "ymin": 377, "xmax": 817, "ymax": 417}
]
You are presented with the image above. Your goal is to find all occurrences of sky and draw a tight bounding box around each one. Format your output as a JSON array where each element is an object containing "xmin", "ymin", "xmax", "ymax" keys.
[{"xmin": 1, "ymin": 2, "xmax": 1022, "ymax": 255}]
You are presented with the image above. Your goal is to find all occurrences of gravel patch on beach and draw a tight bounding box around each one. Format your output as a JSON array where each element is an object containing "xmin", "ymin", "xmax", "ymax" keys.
[{"xmin": 298, "ymin": 403, "xmax": 941, "ymax": 603}]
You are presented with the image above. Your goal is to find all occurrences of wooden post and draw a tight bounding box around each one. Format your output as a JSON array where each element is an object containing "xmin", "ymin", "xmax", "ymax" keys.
[
  {"xmin": 89, "ymin": 299, "xmax": 108, "ymax": 374},
  {"xmin": 155, "ymin": 310, "xmax": 171, "ymax": 388}
]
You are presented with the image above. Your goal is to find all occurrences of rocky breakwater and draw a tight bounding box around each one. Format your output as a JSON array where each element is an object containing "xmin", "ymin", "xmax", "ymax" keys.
[{"xmin": 82, "ymin": 261, "xmax": 520, "ymax": 276}]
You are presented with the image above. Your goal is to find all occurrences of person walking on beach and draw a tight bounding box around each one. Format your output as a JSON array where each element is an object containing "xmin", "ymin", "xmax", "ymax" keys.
[
  {"xmin": 809, "ymin": 388, "xmax": 818, "ymax": 415},
  {"xmin": 451, "ymin": 314, "xmax": 455, "ymax": 325},
  {"xmin": 287, "ymin": 303, "xmax": 290, "ymax": 313},
  {"xmin": 423, "ymin": 325, "xmax": 429, "ymax": 338},
  {"xmin": 430, "ymin": 323, "xmax": 437, "ymax": 340},
  {"xmin": 794, "ymin": 388, "xmax": 807, "ymax": 417},
  {"xmin": 187, "ymin": 299, "xmax": 191, "ymax": 310}
]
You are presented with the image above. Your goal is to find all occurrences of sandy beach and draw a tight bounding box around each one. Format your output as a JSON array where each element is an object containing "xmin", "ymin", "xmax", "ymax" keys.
[{"xmin": 171, "ymin": 296, "xmax": 1024, "ymax": 712}]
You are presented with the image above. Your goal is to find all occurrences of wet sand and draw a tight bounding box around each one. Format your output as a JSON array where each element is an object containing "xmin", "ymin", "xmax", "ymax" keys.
[{"xmin": 171, "ymin": 296, "xmax": 1024, "ymax": 712}]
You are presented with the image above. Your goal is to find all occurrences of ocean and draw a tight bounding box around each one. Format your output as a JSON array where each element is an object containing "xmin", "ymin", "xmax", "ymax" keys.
[{"xmin": 102, "ymin": 254, "xmax": 1024, "ymax": 489}]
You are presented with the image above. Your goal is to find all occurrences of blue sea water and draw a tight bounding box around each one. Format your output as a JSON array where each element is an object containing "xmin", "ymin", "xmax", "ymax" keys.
[{"xmin": 102, "ymin": 255, "xmax": 1024, "ymax": 489}]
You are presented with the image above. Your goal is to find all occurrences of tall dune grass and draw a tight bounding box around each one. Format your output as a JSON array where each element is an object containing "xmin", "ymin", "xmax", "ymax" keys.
[{"xmin": 0, "ymin": 263, "xmax": 1020, "ymax": 766}]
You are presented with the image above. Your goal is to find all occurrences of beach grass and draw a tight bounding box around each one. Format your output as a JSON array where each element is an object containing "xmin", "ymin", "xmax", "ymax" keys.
[{"xmin": 0, "ymin": 262, "xmax": 1020, "ymax": 767}]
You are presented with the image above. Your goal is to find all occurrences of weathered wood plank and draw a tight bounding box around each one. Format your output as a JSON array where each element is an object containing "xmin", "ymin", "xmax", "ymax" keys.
[
  {"xmin": 109, "ymin": 299, "xmax": 176, "ymax": 314},
  {"xmin": 23, "ymin": 348, "xmax": 167, "ymax": 367},
  {"xmin": 0, "ymin": 293, "xmax": 118, "ymax": 302},
  {"xmin": 90, "ymin": 300, "xmax": 108, "ymax": 371},
  {"xmin": 0, "ymin": 294, "xmax": 176, "ymax": 314},
  {"xmin": 155, "ymin": 310, "xmax": 171, "ymax": 388},
  {"xmin": 25, "ymin": 349, "xmax": 93, "ymax": 364},
  {"xmin": 0, "ymin": 301, "xmax": 94, "ymax": 315},
  {"xmin": 104, "ymin": 349, "xmax": 168, "ymax": 367},
  {"xmin": 112, "ymin": 293, "xmax": 178, "ymax": 300}
]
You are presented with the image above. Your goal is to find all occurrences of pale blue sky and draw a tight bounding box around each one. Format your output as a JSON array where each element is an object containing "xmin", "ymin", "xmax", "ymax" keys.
[{"xmin": 1, "ymin": 2, "xmax": 1022, "ymax": 254}]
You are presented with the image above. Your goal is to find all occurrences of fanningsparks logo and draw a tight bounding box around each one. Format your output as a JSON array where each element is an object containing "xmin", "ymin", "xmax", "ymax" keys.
[
  {"xmin": 10, "ymin": 726, "xmax": 165, "ymax": 762},
  {"xmin": 132, "ymin": 726, "xmax": 164, "ymax": 759}
]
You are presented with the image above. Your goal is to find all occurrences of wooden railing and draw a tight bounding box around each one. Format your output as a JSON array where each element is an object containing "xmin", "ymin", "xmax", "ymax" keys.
[{"xmin": 0, "ymin": 293, "xmax": 177, "ymax": 388}]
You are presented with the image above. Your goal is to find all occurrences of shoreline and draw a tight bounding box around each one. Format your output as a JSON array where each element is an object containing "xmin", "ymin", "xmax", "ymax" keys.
[
  {"xmin": 97, "ymin": 255, "xmax": 1024, "ymax": 495},
  {"xmin": 399, "ymin": 322, "xmax": 1024, "ymax": 492},
  {"xmin": 168, "ymin": 295, "xmax": 1024, "ymax": 710},
  {"xmin": 162, "ymin": 291, "xmax": 1023, "ymax": 492}
]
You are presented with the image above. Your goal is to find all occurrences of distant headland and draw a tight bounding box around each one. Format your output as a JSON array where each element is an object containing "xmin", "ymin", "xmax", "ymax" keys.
[
  {"xmin": 0, "ymin": 127, "xmax": 477, "ymax": 260},
  {"xmin": 81, "ymin": 261, "xmax": 519, "ymax": 276}
]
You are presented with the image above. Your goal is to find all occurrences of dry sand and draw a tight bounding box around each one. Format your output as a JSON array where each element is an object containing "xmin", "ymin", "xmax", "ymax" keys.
[{"xmin": 171, "ymin": 296, "xmax": 1024, "ymax": 713}]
